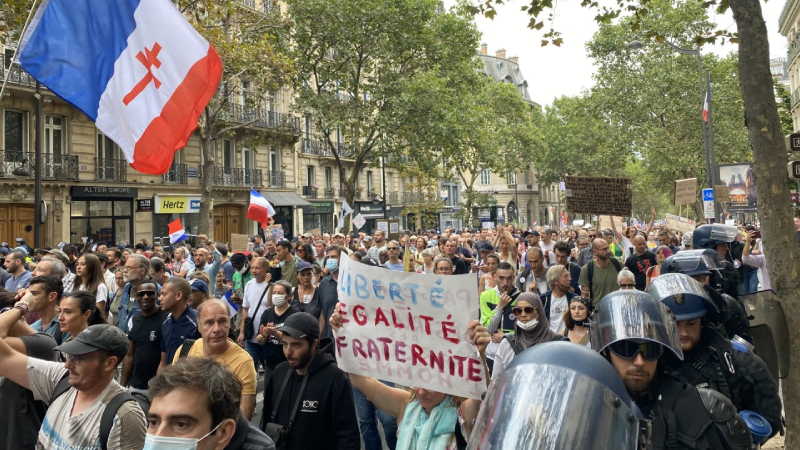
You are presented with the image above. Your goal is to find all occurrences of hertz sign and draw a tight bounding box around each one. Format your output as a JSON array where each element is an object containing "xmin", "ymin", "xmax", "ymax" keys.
[{"xmin": 154, "ymin": 195, "xmax": 201, "ymax": 214}]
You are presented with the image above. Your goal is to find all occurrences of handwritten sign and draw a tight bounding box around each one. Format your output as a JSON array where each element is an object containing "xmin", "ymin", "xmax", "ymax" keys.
[
  {"xmin": 230, "ymin": 233, "xmax": 249, "ymax": 253},
  {"xmin": 564, "ymin": 176, "xmax": 632, "ymax": 217},
  {"xmin": 334, "ymin": 256, "xmax": 487, "ymax": 400},
  {"xmin": 597, "ymin": 215, "xmax": 624, "ymax": 231},
  {"xmin": 352, "ymin": 214, "xmax": 367, "ymax": 230},
  {"xmin": 266, "ymin": 225, "xmax": 284, "ymax": 240},
  {"xmin": 665, "ymin": 214, "xmax": 696, "ymax": 234},
  {"xmin": 674, "ymin": 178, "xmax": 697, "ymax": 206}
]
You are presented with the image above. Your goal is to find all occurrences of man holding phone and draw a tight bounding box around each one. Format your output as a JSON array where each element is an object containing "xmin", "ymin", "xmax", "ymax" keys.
[
  {"xmin": 480, "ymin": 262, "xmax": 520, "ymax": 371},
  {"xmin": 742, "ymin": 228, "xmax": 770, "ymax": 290}
]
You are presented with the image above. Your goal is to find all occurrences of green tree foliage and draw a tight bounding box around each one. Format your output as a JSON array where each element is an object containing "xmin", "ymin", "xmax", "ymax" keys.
[{"xmin": 775, "ymin": 78, "xmax": 793, "ymax": 137}]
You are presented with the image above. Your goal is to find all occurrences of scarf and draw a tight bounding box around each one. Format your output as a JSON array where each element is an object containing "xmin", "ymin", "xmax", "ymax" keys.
[
  {"xmin": 514, "ymin": 292, "xmax": 561, "ymax": 350},
  {"xmin": 396, "ymin": 396, "xmax": 458, "ymax": 450}
]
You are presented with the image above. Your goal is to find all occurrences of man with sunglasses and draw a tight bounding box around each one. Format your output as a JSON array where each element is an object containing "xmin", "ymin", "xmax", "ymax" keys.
[
  {"xmin": 648, "ymin": 274, "xmax": 783, "ymax": 441},
  {"xmin": 383, "ymin": 241, "xmax": 405, "ymax": 271},
  {"xmin": 593, "ymin": 290, "xmax": 754, "ymax": 450},
  {"xmin": 121, "ymin": 281, "xmax": 168, "ymax": 398}
]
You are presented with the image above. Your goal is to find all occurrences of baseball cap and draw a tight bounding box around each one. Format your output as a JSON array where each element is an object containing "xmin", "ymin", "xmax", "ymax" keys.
[
  {"xmin": 297, "ymin": 260, "xmax": 313, "ymax": 272},
  {"xmin": 190, "ymin": 279, "xmax": 209, "ymax": 294},
  {"xmin": 45, "ymin": 249, "xmax": 69, "ymax": 265},
  {"xmin": 278, "ymin": 312, "xmax": 320, "ymax": 341},
  {"xmin": 54, "ymin": 324, "xmax": 129, "ymax": 360},
  {"xmin": 333, "ymin": 232, "xmax": 345, "ymax": 238},
  {"xmin": 303, "ymin": 232, "xmax": 313, "ymax": 238},
  {"xmin": 360, "ymin": 256, "xmax": 383, "ymax": 267},
  {"xmin": 524, "ymin": 230, "xmax": 540, "ymax": 237},
  {"xmin": 362, "ymin": 236, "xmax": 373, "ymax": 243}
]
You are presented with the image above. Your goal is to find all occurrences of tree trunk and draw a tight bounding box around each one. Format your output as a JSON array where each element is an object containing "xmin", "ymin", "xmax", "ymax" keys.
[
  {"xmin": 729, "ymin": 0, "xmax": 800, "ymax": 444},
  {"xmin": 198, "ymin": 133, "xmax": 215, "ymax": 239}
]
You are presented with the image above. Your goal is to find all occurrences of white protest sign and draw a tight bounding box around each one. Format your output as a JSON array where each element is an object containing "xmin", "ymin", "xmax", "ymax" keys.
[
  {"xmin": 664, "ymin": 213, "xmax": 696, "ymax": 234},
  {"xmin": 334, "ymin": 256, "xmax": 487, "ymax": 400},
  {"xmin": 352, "ymin": 213, "xmax": 367, "ymax": 230}
]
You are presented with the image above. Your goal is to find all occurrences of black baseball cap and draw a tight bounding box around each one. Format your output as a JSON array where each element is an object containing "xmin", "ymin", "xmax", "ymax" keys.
[
  {"xmin": 54, "ymin": 324, "xmax": 129, "ymax": 360},
  {"xmin": 278, "ymin": 312, "xmax": 320, "ymax": 341},
  {"xmin": 524, "ymin": 230, "xmax": 540, "ymax": 237},
  {"xmin": 360, "ymin": 256, "xmax": 383, "ymax": 267}
]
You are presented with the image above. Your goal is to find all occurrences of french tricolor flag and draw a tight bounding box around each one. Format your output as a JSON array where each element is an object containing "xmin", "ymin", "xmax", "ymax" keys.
[
  {"xmin": 18, "ymin": 0, "xmax": 222, "ymax": 175},
  {"xmin": 168, "ymin": 219, "xmax": 187, "ymax": 244},
  {"xmin": 247, "ymin": 188, "xmax": 276, "ymax": 229}
]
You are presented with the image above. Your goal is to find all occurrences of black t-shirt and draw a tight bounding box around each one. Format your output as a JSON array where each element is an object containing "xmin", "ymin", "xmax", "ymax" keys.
[
  {"xmin": 260, "ymin": 305, "xmax": 300, "ymax": 369},
  {"xmin": 0, "ymin": 333, "xmax": 57, "ymax": 450},
  {"xmin": 128, "ymin": 310, "xmax": 170, "ymax": 389},
  {"xmin": 292, "ymin": 288, "xmax": 322, "ymax": 320},
  {"xmin": 451, "ymin": 256, "xmax": 468, "ymax": 275},
  {"xmin": 624, "ymin": 251, "xmax": 658, "ymax": 291}
]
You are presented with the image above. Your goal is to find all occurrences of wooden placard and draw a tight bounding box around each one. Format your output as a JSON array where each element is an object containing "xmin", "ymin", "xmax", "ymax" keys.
[
  {"xmin": 714, "ymin": 184, "xmax": 729, "ymax": 201},
  {"xmin": 674, "ymin": 178, "xmax": 697, "ymax": 206},
  {"xmin": 597, "ymin": 215, "xmax": 624, "ymax": 231},
  {"xmin": 230, "ymin": 233, "xmax": 250, "ymax": 253},
  {"xmin": 564, "ymin": 176, "xmax": 632, "ymax": 217}
]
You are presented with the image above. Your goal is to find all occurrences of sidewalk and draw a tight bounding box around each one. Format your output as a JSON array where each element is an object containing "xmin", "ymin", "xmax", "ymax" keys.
[{"xmin": 763, "ymin": 435, "xmax": 784, "ymax": 449}]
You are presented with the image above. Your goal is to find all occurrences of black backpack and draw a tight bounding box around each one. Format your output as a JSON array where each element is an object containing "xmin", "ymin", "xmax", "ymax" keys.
[{"xmin": 48, "ymin": 376, "xmax": 150, "ymax": 450}]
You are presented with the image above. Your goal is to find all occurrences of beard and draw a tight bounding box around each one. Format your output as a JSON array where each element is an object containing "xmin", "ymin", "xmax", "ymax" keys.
[
  {"xmin": 623, "ymin": 367, "xmax": 654, "ymax": 399},
  {"xmin": 287, "ymin": 346, "xmax": 314, "ymax": 370}
]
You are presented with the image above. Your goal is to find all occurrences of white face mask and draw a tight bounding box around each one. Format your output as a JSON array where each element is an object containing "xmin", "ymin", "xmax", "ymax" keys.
[
  {"xmin": 143, "ymin": 421, "xmax": 222, "ymax": 450},
  {"xmin": 272, "ymin": 294, "xmax": 287, "ymax": 306},
  {"xmin": 517, "ymin": 318, "xmax": 539, "ymax": 331}
]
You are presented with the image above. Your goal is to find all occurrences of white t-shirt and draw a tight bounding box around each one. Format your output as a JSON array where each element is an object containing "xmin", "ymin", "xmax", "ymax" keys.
[
  {"xmin": 548, "ymin": 293, "xmax": 568, "ymax": 332},
  {"xmin": 242, "ymin": 279, "xmax": 270, "ymax": 343},
  {"xmin": 539, "ymin": 241, "xmax": 556, "ymax": 267},
  {"xmin": 78, "ymin": 283, "xmax": 109, "ymax": 306},
  {"xmin": 104, "ymin": 270, "xmax": 118, "ymax": 295},
  {"xmin": 621, "ymin": 237, "xmax": 633, "ymax": 260}
]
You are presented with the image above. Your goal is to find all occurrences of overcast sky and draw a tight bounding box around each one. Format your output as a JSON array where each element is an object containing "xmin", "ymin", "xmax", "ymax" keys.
[{"xmin": 444, "ymin": 0, "xmax": 788, "ymax": 107}]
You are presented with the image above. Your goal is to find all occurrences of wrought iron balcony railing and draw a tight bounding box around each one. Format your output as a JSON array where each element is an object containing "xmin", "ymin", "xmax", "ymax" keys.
[
  {"xmin": 268, "ymin": 170, "xmax": 286, "ymax": 188},
  {"xmin": 0, "ymin": 55, "xmax": 39, "ymax": 89},
  {"xmin": 324, "ymin": 188, "xmax": 336, "ymax": 198},
  {"xmin": 163, "ymin": 163, "xmax": 187, "ymax": 184},
  {"xmin": 220, "ymin": 103, "xmax": 301, "ymax": 134},
  {"xmin": 302, "ymin": 186, "xmax": 318, "ymax": 198},
  {"xmin": 95, "ymin": 158, "xmax": 127, "ymax": 182},
  {"xmin": 0, "ymin": 150, "xmax": 78, "ymax": 180},
  {"xmin": 200, "ymin": 166, "xmax": 263, "ymax": 187}
]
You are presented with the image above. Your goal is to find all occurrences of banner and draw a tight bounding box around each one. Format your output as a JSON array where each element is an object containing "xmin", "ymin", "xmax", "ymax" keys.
[
  {"xmin": 334, "ymin": 256, "xmax": 487, "ymax": 400},
  {"xmin": 664, "ymin": 214, "xmax": 696, "ymax": 234},
  {"xmin": 564, "ymin": 176, "xmax": 632, "ymax": 217},
  {"xmin": 230, "ymin": 233, "xmax": 249, "ymax": 253},
  {"xmin": 673, "ymin": 178, "xmax": 697, "ymax": 206},
  {"xmin": 266, "ymin": 225, "xmax": 284, "ymax": 240}
]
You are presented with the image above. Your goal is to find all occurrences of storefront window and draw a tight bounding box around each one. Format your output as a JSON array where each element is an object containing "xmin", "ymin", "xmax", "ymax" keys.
[
  {"xmin": 70, "ymin": 200, "xmax": 133, "ymax": 246},
  {"xmin": 89, "ymin": 201, "xmax": 113, "ymax": 216},
  {"xmin": 152, "ymin": 213, "xmax": 200, "ymax": 246}
]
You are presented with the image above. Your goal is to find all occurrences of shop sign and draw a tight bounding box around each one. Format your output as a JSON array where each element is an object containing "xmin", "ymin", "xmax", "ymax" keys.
[
  {"xmin": 303, "ymin": 200, "xmax": 334, "ymax": 215},
  {"xmin": 71, "ymin": 186, "xmax": 139, "ymax": 198},
  {"xmin": 154, "ymin": 195, "xmax": 201, "ymax": 214},
  {"xmin": 136, "ymin": 199, "xmax": 153, "ymax": 212}
]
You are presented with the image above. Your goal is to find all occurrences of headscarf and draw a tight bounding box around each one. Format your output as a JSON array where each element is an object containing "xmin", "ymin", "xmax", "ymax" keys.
[{"xmin": 514, "ymin": 292, "xmax": 562, "ymax": 350}]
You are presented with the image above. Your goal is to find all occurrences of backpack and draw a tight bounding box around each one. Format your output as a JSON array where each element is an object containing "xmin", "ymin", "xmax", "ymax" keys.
[
  {"xmin": 49, "ymin": 376, "xmax": 150, "ymax": 450},
  {"xmin": 586, "ymin": 258, "xmax": 621, "ymax": 300},
  {"xmin": 179, "ymin": 338, "xmax": 197, "ymax": 358}
]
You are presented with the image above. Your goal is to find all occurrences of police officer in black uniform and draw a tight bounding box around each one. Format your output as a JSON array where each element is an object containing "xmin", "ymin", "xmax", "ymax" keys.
[
  {"xmin": 648, "ymin": 273, "xmax": 783, "ymax": 441},
  {"xmin": 692, "ymin": 224, "xmax": 741, "ymax": 298},
  {"xmin": 592, "ymin": 290, "xmax": 754, "ymax": 450}
]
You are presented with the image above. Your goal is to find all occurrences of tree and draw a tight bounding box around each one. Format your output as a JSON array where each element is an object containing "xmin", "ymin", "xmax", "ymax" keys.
[
  {"xmin": 178, "ymin": 0, "xmax": 293, "ymax": 237},
  {"xmin": 775, "ymin": 78, "xmax": 793, "ymax": 137},
  {"xmin": 400, "ymin": 171, "xmax": 443, "ymax": 231},
  {"xmin": 474, "ymin": 0, "xmax": 800, "ymax": 443},
  {"xmin": 286, "ymin": 0, "xmax": 481, "ymax": 229}
]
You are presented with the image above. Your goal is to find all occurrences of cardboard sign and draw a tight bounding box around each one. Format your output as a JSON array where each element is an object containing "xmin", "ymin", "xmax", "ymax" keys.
[
  {"xmin": 674, "ymin": 178, "xmax": 697, "ymax": 206},
  {"xmin": 334, "ymin": 256, "xmax": 487, "ymax": 400},
  {"xmin": 714, "ymin": 184, "xmax": 729, "ymax": 200},
  {"xmin": 597, "ymin": 215, "xmax": 624, "ymax": 231},
  {"xmin": 266, "ymin": 225, "xmax": 284, "ymax": 240},
  {"xmin": 307, "ymin": 228, "xmax": 321, "ymax": 237},
  {"xmin": 230, "ymin": 233, "xmax": 250, "ymax": 253},
  {"xmin": 352, "ymin": 214, "xmax": 367, "ymax": 230},
  {"xmin": 564, "ymin": 176, "xmax": 632, "ymax": 217},
  {"xmin": 665, "ymin": 214, "xmax": 696, "ymax": 234}
]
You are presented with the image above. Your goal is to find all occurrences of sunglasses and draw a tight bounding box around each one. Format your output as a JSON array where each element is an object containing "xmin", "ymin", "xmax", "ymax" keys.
[
  {"xmin": 619, "ymin": 283, "xmax": 635, "ymax": 288},
  {"xmin": 588, "ymin": 234, "xmax": 597, "ymax": 238},
  {"xmin": 608, "ymin": 340, "xmax": 664, "ymax": 361},
  {"xmin": 512, "ymin": 306, "xmax": 535, "ymax": 315},
  {"xmin": 387, "ymin": 247, "xmax": 399, "ymax": 251},
  {"xmin": 136, "ymin": 290, "xmax": 157, "ymax": 297}
]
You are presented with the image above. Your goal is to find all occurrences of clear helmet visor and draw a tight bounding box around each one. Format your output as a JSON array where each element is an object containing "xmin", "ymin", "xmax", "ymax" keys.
[
  {"xmin": 468, "ymin": 363, "xmax": 642, "ymax": 450},
  {"xmin": 591, "ymin": 290, "xmax": 683, "ymax": 360},
  {"xmin": 668, "ymin": 249, "xmax": 725, "ymax": 273},
  {"xmin": 647, "ymin": 273, "xmax": 712, "ymax": 303},
  {"xmin": 707, "ymin": 224, "xmax": 739, "ymax": 243}
]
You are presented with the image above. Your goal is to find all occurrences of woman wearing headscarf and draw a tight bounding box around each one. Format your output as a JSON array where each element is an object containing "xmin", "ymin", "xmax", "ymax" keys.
[{"xmin": 490, "ymin": 292, "xmax": 567, "ymax": 380}]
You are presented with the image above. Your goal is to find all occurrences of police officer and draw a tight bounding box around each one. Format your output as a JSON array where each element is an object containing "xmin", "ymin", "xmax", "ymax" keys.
[
  {"xmin": 468, "ymin": 341, "xmax": 650, "ymax": 449},
  {"xmin": 592, "ymin": 290, "xmax": 753, "ymax": 450},
  {"xmin": 692, "ymin": 224, "xmax": 740, "ymax": 299},
  {"xmin": 648, "ymin": 274, "xmax": 783, "ymax": 440}
]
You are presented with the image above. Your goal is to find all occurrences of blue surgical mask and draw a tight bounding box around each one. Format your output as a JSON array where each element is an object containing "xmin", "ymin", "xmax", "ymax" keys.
[
  {"xmin": 143, "ymin": 422, "xmax": 222, "ymax": 450},
  {"xmin": 326, "ymin": 258, "xmax": 339, "ymax": 273}
]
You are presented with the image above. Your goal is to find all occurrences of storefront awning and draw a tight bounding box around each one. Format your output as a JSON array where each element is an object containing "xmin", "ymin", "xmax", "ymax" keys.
[{"xmin": 260, "ymin": 191, "xmax": 313, "ymax": 207}]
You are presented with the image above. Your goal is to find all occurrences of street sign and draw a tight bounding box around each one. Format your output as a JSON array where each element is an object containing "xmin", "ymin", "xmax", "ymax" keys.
[
  {"xmin": 787, "ymin": 133, "xmax": 800, "ymax": 152},
  {"xmin": 702, "ymin": 188, "xmax": 714, "ymax": 202},
  {"xmin": 704, "ymin": 200, "xmax": 715, "ymax": 219},
  {"xmin": 789, "ymin": 161, "xmax": 800, "ymax": 179}
]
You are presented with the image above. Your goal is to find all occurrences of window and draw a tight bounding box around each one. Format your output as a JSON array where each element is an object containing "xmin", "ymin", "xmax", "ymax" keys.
[
  {"xmin": 243, "ymin": 147, "xmax": 254, "ymax": 171},
  {"xmin": 222, "ymin": 139, "xmax": 235, "ymax": 167},
  {"xmin": 480, "ymin": 169, "xmax": 491, "ymax": 185},
  {"xmin": 241, "ymin": 81, "xmax": 251, "ymax": 105},
  {"xmin": 44, "ymin": 115, "xmax": 65, "ymax": 157},
  {"xmin": 306, "ymin": 165, "xmax": 315, "ymax": 186},
  {"xmin": 97, "ymin": 132, "xmax": 122, "ymax": 160},
  {"xmin": 387, "ymin": 173, "xmax": 393, "ymax": 192},
  {"xmin": 4, "ymin": 110, "xmax": 27, "ymax": 154},
  {"xmin": 304, "ymin": 115, "xmax": 312, "ymax": 139},
  {"xmin": 269, "ymin": 148, "xmax": 281, "ymax": 171},
  {"xmin": 324, "ymin": 167, "xmax": 333, "ymax": 190},
  {"xmin": 367, "ymin": 171, "xmax": 374, "ymax": 192},
  {"xmin": 506, "ymin": 171, "xmax": 516, "ymax": 184}
]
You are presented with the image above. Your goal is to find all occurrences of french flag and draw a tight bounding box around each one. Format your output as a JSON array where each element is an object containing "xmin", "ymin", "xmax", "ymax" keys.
[
  {"xmin": 702, "ymin": 74, "xmax": 711, "ymax": 123},
  {"xmin": 247, "ymin": 189, "xmax": 276, "ymax": 228},
  {"xmin": 18, "ymin": 0, "xmax": 222, "ymax": 175},
  {"xmin": 168, "ymin": 219, "xmax": 187, "ymax": 244}
]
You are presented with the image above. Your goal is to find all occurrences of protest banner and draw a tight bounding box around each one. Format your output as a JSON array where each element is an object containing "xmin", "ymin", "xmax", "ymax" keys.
[
  {"xmin": 665, "ymin": 214, "xmax": 696, "ymax": 234},
  {"xmin": 674, "ymin": 178, "xmax": 697, "ymax": 206},
  {"xmin": 597, "ymin": 215, "xmax": 624, "ymax": 231},
  {"xmin": 266, "ymin": 225, "xmax": 284, "ymax": 240},
  {"xmin": 564, "ymin": 176, "xmax": 632, "ymax": 217},
  {"xmin": 352, "ymin": 214, "xmax": 366, "ymax": 230},
  {"xmin": 230, "ymin": 233, "xmax": 249, "ymax": 253},
  {"xmin": 334, "ymin": 256, "xmax": 487, "ymax": 400}
]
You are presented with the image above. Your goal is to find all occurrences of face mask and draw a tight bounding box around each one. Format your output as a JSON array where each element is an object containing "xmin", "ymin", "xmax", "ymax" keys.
[
  {"xmin": 326, "ymin": 259, "xmax": 339, "ymax": 272},
  {"xmin": 237, "ymin": 264, "xmax": 249, "ymax": 274},
  {"xmin": 272, "ymin": 294, "xmax": 287, "ymax": 306},
  {"xmin": 143, "ymin": 421, "xmax": 222, "ymax": 450},
  {"xmin": 517, "ymin": 318, "xmax": 538, "ymax": 331}
]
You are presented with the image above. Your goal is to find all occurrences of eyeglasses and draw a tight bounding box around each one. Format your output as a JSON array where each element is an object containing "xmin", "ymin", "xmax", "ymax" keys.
[
  {"xmin": 122, "ymin": 265, "xmax": 138, "ymax": 272},
  {"xmin": 136, "ymin": 290, "xmax": 157, "ymax": 298},
  {"xmin": 512, "ymin": 306, "xmax": 535, "ymax": 315},
  {"xmin": 387, "ymin": 247, "xmax": 399, "ymax": 251},
  {"xmin": 608, "ymin": 340, "xmax": 664, "ymax": 361},
  {"xmin": 65, "ymin": 353, "xmax": 104, "ymax": 365},
  {"xmin": 619, "ymin": 283, "xmax": 636, "ymax": 288},
  {"xmin": 588, "ymin": 234, "xmax": 597, "ymax": 238}
]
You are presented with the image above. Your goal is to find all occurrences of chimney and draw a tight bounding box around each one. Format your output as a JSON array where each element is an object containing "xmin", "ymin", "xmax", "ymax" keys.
[
  {"xmin": 509, "ymin": 56, "xmax": 519, "ymax": 64},
  {"xmin": 480, "ymin": 43, "xmax": 487, "ymax": 55},
  {"xmin": 496, "ymin": 48, "xmax": 506, "ymax": 59}
]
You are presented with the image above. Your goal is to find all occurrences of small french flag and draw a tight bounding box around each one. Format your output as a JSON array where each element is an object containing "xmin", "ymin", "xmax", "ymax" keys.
[
  {"xmin": 18, "ymin": 0, "xmax": 222, "ymax": 175},
  {"xmin": 168, "ymin": 219, "xmax": 187, "ymax": 244},
  {"xmin": 247, "ymin": 189, "xmax": 276, "ymax": 229}
]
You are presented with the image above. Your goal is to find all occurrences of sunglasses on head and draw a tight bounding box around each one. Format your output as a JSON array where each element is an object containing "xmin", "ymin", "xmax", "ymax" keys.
[
  {"xmin": 512, "ymin": 306, "xmax": 535, "ymax": 315},
  {"xmin": 608, "ymin": 340, "xmax": 664, "ymax": 361},
  {"xmin": 136, "ymin": 290, "xmax": 157, "ymax": 298}
]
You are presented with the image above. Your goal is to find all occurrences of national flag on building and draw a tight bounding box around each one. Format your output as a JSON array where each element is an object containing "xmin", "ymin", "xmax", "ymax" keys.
[
  {"xmin": 168, "ymin": 219, "xmax": 187, "ymax": 243},
  {"xmin": 702, "ymin": 76, "xmax": 711, "ymax": 122},
  {"xmin": 17, "ymin": 0, "xmax": 222, "ymax": 175},
  {"xmin": 247, "ymin": 188, "xmax": 276, "ymax": 228}
]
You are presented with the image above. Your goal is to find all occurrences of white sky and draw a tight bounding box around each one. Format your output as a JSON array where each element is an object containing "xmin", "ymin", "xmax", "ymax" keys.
[{"xmin": 445, "ymin": 0, "xmax": 788, "ymax": 106}]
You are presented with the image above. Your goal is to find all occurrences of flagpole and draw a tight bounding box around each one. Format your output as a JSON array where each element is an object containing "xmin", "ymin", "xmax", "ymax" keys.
[
  {"xmin": 705, "ymin": 70, "xmax": 719, "ymax": 222},
  {"xmin": 0, "ymin": 1, "xmax": 39, "ymax": 102}
]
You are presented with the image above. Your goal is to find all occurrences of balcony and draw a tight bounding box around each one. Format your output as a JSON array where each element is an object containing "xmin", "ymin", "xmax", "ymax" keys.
[
  {"xmin": 201, "ymin": 166, "xmax": 263, "ymax": 187},
  {"xmin": 95, "ymin": 158, "xmax": 127, "ymax": 182},
  {"xmin": 268, "ymin": 170, "xmax": 286, "ymax": 188},
  {"xmin": 301, "ymin": 139, "xmax": 330, "ymax": 156},
  {"xmin": 0, "ymin": 55, "xmax": 39, "ymax": 89},
  {"xmin": 793, "ymin": 86, "xmax": 800, "ymax": 109},
  {"xmin": 264, "ymin": 0, "xmax": 280, "ymax": 14},
  {"xmin": 402, "ymin": 192, "xmax": 437, "ymax": 204},
  {"xmin": 0, "ymin": 150, "xmax": 79, "ymax": 180},
  {"xmin": 302, "ymin": 186, "xmax": 318, "ymax": 198},
  {"xmin": 219, "ymin": 103, "xmax": 300, "ymax": 134},
  {"xmin": 387, "ymin": 191, "xmax": 399, "ymax": 204},
  {"xmin": 163, "ymin": 163, "xmax": 187, "ymax": 184},
  {"xmin": 324, "ymin": 188, "xmax": 336, "ymax": 198}
]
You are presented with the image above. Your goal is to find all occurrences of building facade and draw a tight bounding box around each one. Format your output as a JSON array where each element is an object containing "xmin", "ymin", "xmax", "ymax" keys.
[{"xmin": 780, "ymin": 1, "xmax": 800, "ymax": 131}]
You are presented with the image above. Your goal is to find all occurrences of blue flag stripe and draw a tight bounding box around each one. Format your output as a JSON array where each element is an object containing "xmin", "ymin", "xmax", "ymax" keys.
[{"xmin": 19, "ymin": 0, "xmax": 141, "ymax": 120}]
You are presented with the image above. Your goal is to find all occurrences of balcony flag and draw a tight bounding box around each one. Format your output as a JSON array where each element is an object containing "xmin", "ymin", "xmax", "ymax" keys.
[
  {"xmin": 17, "ymin": 0, "xmax": 222, "ymax": 175},
  {"xmin": 247, "ymin": 188, "xmax": 276, "ymax": 229}
]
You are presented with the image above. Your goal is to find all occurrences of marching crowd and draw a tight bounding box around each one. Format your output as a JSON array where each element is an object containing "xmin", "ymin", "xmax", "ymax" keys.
[{"xmin": 0, "ymin": 216, "xmax": 786, "ymax": 449}]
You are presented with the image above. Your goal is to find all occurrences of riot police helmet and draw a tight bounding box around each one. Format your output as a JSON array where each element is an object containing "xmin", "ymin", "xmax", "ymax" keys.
[
  {"xmin": 692, "ymin": 224, "xmax": 738, "ymax": 249},
  {"xmin": 647, "ymin": 273, "xmax": 720, "ymax": 322}
]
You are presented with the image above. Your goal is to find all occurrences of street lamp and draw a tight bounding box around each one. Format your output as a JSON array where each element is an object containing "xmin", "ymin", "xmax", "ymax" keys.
[{"xmin": 629, "ymin": 38, "xmax": 718, "ymax": 221}]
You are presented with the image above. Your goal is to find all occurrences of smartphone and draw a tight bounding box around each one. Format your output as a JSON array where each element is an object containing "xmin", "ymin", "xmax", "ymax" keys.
[{"xmin": 753, "ymin": 231, "xmax": 762, "ymax": 239}]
